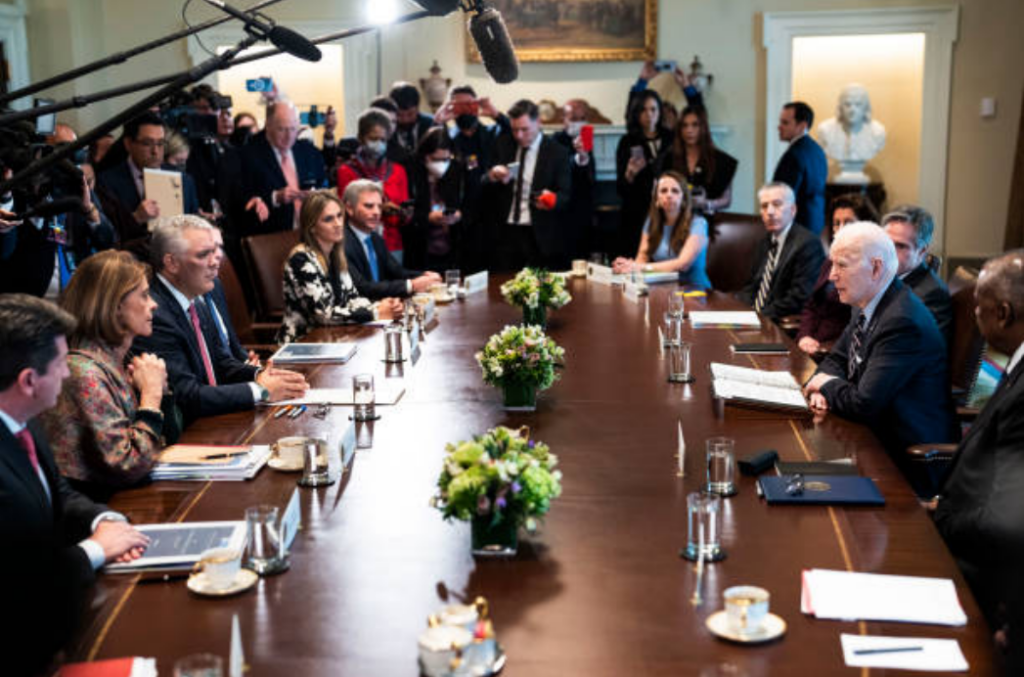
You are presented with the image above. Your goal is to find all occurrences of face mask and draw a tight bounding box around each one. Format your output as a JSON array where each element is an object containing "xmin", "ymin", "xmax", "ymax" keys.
[
  {"xmin": 456, "ymin": 114, "xmax": 478, "ymax": 132},
  {"xmin": 426, "ymin": 160, "xmax": 450, "ymax": 179},
  {"xmin": 364, "ymin": 139, "xmax": 387, "ymax": 159}
]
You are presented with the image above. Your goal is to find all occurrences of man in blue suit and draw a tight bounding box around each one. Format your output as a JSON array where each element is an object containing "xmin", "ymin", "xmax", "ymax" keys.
[
  {"xmin": 804, "ymin": 222, "xmax": 956, "ymax": 460},
  {"xmin": 773, "ymin": 102, "xmax": 828, "ymax": 236}
]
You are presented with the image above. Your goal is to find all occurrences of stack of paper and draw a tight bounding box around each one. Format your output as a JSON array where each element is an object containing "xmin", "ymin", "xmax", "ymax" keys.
[
  {"xmin": 150, "ymin": 444, "xmax": 271, "ymax": 481},
  {"xmin": 269, "ymin": 342, "xmax": 357, "ymax": 364},
  {"xmin": 58, "ymin": 657, "xmax": 157, "ymax": 677},
  {"xmin": 840, "ymin": 634, "xmax": 968, "ymax": 672},
  {"xmin": 689, "ymin": 311, "xmax": 761, "ymax": 328},
  {"xmin": 802, "ymin": 569, "xmax": 968, "ymax": 626},
  {"xmin": 710, "ymin": 362, "xmax": 809, "ymax": 412},
  {"xmin": 273, "ymin": 384, "xmax": 406, "ymax": 406}
]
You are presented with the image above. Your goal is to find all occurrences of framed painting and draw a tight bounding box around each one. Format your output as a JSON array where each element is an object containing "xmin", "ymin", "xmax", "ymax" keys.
[{"xmin": 467, "ymin": 0, "xmax": 656, "ymax": 63}]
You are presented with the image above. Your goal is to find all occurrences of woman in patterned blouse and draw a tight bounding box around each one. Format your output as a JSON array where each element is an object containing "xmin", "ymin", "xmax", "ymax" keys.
[
  {"xmin": 278, "ymin": 190, "xmax": 403, "ymax": 343},
  {"xmin": 42, "ymin": 250, "xmax": 179, "ymax": 501}
]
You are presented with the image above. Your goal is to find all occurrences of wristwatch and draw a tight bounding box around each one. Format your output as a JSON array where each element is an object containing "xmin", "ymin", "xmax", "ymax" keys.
[{"xmin": 258, "ymin": 385, "xmax": 270, "ymax": 403}]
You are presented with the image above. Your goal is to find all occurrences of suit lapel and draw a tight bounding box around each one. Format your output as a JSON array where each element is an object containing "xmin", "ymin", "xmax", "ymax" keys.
[
  {"xmin": 0, "ymin": 423, "xmax": 52, "ymax": 515},
  {"xmin": 345, "ymin": 225, "xmax": 370, "ymax": 275},
  {"xmin": 153, "ymin": 277, "xmax": 206, "ymax": 377}
]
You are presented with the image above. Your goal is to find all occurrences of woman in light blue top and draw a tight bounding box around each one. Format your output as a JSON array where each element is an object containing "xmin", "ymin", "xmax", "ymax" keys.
[{"xmin": 612, "ymin": 170, "xmax": 711, "ymax": 289}]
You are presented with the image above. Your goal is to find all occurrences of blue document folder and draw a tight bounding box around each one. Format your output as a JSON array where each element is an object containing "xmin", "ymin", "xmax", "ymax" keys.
[{"xmin": 759, "ymin": 475, "xmax": 885, "ymax": 506}]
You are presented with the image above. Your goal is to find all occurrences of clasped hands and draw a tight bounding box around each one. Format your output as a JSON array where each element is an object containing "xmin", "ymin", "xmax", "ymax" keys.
[
  {"xmin": 611, "ymin": 257, "xmax": 643, "ymax": 274},
  {"xmin": 256, "ymin": 359, "xmax": 309, "ymax": 401},
  {"xmin": 803, "ymin": 373, "xmax": 837, "ymax": 414}
]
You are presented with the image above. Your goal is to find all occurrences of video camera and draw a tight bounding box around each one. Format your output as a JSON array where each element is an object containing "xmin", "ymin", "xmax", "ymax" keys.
[
  {"xmin": 0, "ymin": 113, "xmax": 83, "ymax": 209},
  {"xmin": 159, "ymin": 87, "xmax": 233, "ymax": 141}
]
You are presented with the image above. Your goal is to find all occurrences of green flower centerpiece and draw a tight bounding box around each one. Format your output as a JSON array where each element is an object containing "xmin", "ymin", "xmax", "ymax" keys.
[
  {"xmin": 475, "ymin": 324, "xmax": 565, "ymax": 411},
  {"xmin": 433, "ymin": 426, "xmax": 563, "ymax": 556},
  {"xmin": 500, "ymin": 268, "xmax": 572, "ymax": 327}
]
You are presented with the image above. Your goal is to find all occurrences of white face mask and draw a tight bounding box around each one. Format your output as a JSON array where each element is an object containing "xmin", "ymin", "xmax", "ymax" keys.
[
  {"xmin": 426, "ymin": 160, "xmax": 450, "ymax": 179},
  {"xmin": 364, "ymin": 139, "xmax": 387, "ymax": 159}
]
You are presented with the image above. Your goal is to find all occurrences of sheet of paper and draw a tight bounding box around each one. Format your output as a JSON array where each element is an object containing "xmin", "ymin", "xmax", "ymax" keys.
[
  {"xmin": 159, "ymin": 445, "xmax": 250, "ymax": 465},
  {"xmin": 143, "ymin": 168, "xmax": 184, "ymax": 219},
  {"xmin": 689, "ymin": 311, "xmax": 761, "ymax": 327},
  {"xmin": 840, "ymin": 634, "xmax": 968, "ymax": 672},
  {"xmin": 711, "ymin": 363, "xmax": 802, "ymax": 390},
  {"xmin": 803, "ymin": 569, "xmax": 968, "ymax": 626},
  {"xmin": 712, "ymin": 380, "xmax": 809, "ymax": 410},
  {"xmin": 272, "ymin": 385, "xmax": 405, "ymax": 406}
]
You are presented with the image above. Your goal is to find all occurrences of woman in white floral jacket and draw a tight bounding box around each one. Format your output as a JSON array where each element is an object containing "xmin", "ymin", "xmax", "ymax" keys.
[{"xmin": 278, "ymin": 190, "xmax": 403, "ymax": 343}]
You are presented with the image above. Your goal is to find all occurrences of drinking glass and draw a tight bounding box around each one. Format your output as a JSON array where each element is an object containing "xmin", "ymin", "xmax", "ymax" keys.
[
  {"xmin": 668, "ymin": 341, "xmax": 694, "ymax": 383},
  {"xmin": 706, "ymin": 437, "xmax": 737, "ymax": 496},
  {"xmin": 445, "ymin": 269, "xmax": 461, "ymax": 296},
  {"xmin": 244, "ymin": 504, "xmax": 286, "ymax": 575},
  {"xmin": 682, "ymin": 491, "xmax": 725, "ymax": 562},
  {"xmin": 352, "ymin": 373, "xmax": 375, "ymax": 421},
  {"xmin": 174, "ymin": 654, "xmax": 223, "ymax": 677}
]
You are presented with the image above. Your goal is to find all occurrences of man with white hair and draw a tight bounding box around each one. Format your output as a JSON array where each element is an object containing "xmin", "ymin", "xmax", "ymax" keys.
[
  {"xmin": 804, "ymin": 221, "xmax": 956, "ymax": 458},
  {"xmin": 133, "ymin": 215, "xmax": 307, "ymax": 425}
]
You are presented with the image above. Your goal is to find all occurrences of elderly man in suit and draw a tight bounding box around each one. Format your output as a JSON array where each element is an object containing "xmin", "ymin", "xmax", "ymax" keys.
[
  {"xmin": 933, "ymin": 249, "xmax": 1024, "ymax": 674},
  {"xmin": 485, "ymin": 99, "xmax": 573, "ymax": 271},
  {"xmin": 133, "ymin": 215, "xmax": 307, "ymax": 426},
  {"xmin": 804, "ymin": 222, "xmax": 956, "ymax": 459},
  {"xmin": 772, "ymin": 101, "xmax": 828, "ymax": 236},
  {"xmin": 0, "ymin": 294, "xmax": 149, "ymax": 675},
  {"xmin": 739, "ymin": 182, "xmax": 825, "ymax": 323}
]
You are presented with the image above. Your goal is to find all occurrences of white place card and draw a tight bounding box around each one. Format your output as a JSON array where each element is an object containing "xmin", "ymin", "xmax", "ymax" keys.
[
  {"xmin": 281, "ymin": 487, "xmax": 301, "ymax": 552},
  {"xmin": 623, "ymin": 281, "xmax": 646, "ymax": 302},
  {"xmin": 340, "ymin": 420, "xmax": 357, "ymax": 466},
  {"xmin": 586, "ymin": 263, "xmax": 615, "ymax": 286},
  {"xmin": 464, "ymin": 271, "xmax": 489, "ymax": 295},
  {"xmin": 229, "ymin": 614, "xmax": 245, "ymax": 677}
]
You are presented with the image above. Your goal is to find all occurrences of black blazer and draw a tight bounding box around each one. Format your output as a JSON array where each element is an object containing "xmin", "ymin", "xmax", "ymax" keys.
[
  {"xmin": 205, "ymin": 278, "xmax": 248, "ymax": 362},
  {"xmin": 132, "ymin": 276, "xmax": 258, "ymax": 426},
  {"xmin": 903, "ymin": 263, "xmax": 953, "ymax": 346},
  {"xmin": 485, "ymin": 133, "xmax": 573, "ymax": 257},
  {"xmin": 614, "ymin": 127, "xmax": 673, "ymax": 256},
  {"xmin": 0, "ymin": 420, "xmax": 105, "ymax": 674},
  {"xmin": 552, "ymin": 130, "xmax": 597, "ymax": 260},
  {"xmin": 816, "ymin": 278, "xmax": 957, "ymax": 455},
  {"xmin": 408, "ymin": 159, "xmax": 466, "ymax": 269},
  {"xmin": 934, "ymin": 356, "xmax": 1024, "ymax": 632},
  {"xmin": 344, "ymin": 224, "xmax": 424, "ymax": 300},
  {"xmin": 234, "ymin": 134, "xmax": 327, "ymax": 235},
  {"xmin": 738, "ymin": 224, "xmax": 825, "ymax": 322},
  {"xmin": 97, "ymin": 160, "xmax": 200, "ymax": 217},
  {"xmin": 772, "ymin": 135, "xmax": 828, "ymax": 236}
]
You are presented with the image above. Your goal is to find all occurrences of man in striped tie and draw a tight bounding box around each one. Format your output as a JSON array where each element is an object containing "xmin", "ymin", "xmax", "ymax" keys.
[{"xmin": 738, "ymin": 182, "xmax": 824, "ymax": 323}]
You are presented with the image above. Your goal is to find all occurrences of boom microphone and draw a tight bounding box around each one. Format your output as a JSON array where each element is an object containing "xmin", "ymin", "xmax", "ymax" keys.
[
  {"xmin": 468, "ymin": 6, "xmax": 519, "ymax": 84},
  {"xmin": 17, "ymin": 197, "xmax": 85, "ymax": 221},
  {"xmin": 201, "ymin": 0, "xmax": 322, "ymax": 62}
]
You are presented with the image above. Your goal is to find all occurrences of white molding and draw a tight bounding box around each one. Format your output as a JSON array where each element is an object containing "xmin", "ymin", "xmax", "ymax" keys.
[
  {"xmin": 0, "ymin": 1, "xmax": 30, "ymax": 108},
  {"xmin": 763, "ymin": 6, "xmax": 959, "ymax": 251},
  {"xmin": 186, "ymin": 20, "xmax": 378, "ymax": 134}
]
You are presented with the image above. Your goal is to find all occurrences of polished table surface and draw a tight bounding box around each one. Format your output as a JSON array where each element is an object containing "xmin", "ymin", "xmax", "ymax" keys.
[{"xmin": 67, "ymin": 279, "xmax": 997, "ymax": 676}]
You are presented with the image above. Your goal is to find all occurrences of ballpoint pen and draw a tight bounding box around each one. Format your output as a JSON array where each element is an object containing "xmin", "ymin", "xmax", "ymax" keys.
[
  {"xmin": 273, "ymin": 405, "xmax": 293, "ymax": 419},
  {"xmin": 289, "ymin": 404, "xmax": 308, "ymax": 419},
  {"xmin": 852, "ymin": 647, "xmax": 923, "ymax": 655},
  {"xmin": 202, "ymin": 451, "xmax": 250, "ymax": 460}
]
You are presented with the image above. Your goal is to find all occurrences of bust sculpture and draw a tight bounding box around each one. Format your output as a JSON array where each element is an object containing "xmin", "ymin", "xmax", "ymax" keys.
[{"xmin": 816, "ymin": 83, "xmax": 886, "ymax": 184}]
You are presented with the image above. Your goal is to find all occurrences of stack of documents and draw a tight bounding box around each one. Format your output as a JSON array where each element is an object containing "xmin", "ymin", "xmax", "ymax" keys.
[
  {"xmin": 269, "ymin": 342, "xmax": 357, "ymax": 364},
  {"xmin": 689, "ymin": 311, "xmax": 761, "ymax": 328},
  {"xmin": 710, "ymin": 362, "xmax": 809, "ymax": 412},
  {"xmin": 150, "ymin": 444, "xmax": 271, "ymax": 481},
  {"xmin": 801, "ymin": 569, "xmax": 968, "ymax": 625}
]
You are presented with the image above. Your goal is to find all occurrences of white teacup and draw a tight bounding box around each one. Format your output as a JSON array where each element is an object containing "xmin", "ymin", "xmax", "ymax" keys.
[
  {"xmin": 192, "ymin": 547, "xmax": 241, "ymax": 590},
  {"xmin": 417, "ymin": 624, "xmax": 472, "ymax": 677},
  {"xmin": 439, "ymin": 603, "xmax": 478, "ymax": 631},
  {"xmin": 724, "ymin": 585, "xmax": 770, "ymax": 636},
  {"xmin": 274, "ymin": 436, "xmax": 307, "ymax": 467}
]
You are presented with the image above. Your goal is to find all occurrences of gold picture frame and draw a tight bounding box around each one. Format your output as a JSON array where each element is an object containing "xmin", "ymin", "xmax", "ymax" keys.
[{"xmin": 467, "ymin": 0, "xmax": 656, "ymax": 63}]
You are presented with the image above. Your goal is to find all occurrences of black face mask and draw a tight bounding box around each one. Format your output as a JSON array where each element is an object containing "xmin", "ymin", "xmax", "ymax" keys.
[{"xmin": 456, "ymin": 114, "xmax": 479, "ymax": 132}]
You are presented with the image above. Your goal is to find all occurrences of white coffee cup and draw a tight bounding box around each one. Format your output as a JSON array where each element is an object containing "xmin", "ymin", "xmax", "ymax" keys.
[
  {"xmin": 274, "ymin": 436, "xmax": 307, "ymax": 466},
  {"xmin": 417, "ymin": 624, "xmax": 472, "ymax": 677},
  {"xmin": 439, "ymin": 603, "xmax": 478, "ymax": 631},
  {"xmin": 723, "ymin": 585, "xmax": 770, "ymax": 636},
  {"xmin": 192, "ymin": 547, "xmax": 241, "ymax": 590}
]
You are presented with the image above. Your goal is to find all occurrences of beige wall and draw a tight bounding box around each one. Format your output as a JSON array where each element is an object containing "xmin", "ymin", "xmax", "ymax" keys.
[{"xmin": 22, "ymin": 0, "xmax": 1024, "ymax": 259}]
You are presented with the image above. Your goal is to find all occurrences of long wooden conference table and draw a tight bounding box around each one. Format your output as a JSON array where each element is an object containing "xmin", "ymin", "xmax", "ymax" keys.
[{"xmin": 66, "ymin": 278, "xmax": 997, "ymax": 675}]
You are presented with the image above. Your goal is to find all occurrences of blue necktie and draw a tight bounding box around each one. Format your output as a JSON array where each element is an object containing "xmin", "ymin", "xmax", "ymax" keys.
[
  {"xmin": 203, "ymin": 295, "xmax": 230, "ymax": 347},
  {"xmin": 57, "ymin": 244, "xmax": 72, "ymax": 290},
  {"xmin": 364, "ymin": 238, "xmax": 380, "ymax": 282}
]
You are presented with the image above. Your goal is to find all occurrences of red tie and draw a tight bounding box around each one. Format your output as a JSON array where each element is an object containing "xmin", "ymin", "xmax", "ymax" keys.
[
  {"xmin": 188, "ymin": 302, "xmax": 218, "ymax": 387},
  {"xmin": 15, "ymin": 428, "xmax": 39, "ymax": 473}
]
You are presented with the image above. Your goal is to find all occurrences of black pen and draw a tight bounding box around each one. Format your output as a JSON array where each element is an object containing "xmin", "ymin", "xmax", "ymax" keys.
[
  {"xmin": 853, "ymin": 646, "xmax": 923, "ymax": 655},
  {"xmin": 202, "ymin": 451, "xmax": 249, "ymax": 460}
]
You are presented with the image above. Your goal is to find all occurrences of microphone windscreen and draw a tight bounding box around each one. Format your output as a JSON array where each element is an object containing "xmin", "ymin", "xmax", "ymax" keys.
[
  {"xmin": 469, "ymin": 8, "xmax": 519, "ymax": 84},
  {"xmin": 269, "ymin": 25, "xmax": 322, "ymax": 63},
  {"xmin": 20, "ymin": 196, "xmax": 84, "ymax": 220}
]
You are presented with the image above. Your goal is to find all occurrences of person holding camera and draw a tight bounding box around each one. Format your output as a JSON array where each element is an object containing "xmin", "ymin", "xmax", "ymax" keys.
[{"xmin": 408, "ymin": 128, "xmax": 465, "ymax": 271}]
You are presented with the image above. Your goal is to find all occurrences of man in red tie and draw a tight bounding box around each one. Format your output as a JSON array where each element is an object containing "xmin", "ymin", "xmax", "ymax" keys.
[
  {"xmin": 0, "ymin": 294, "xmax": 151, "ymax": 675},
  {"xmin": 135, "ymin": 214, "xmax": 308, "ymax": 426}
]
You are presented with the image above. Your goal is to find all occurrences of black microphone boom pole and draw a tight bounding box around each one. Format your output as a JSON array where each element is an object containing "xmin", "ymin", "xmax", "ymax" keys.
[{"xmin": 200, "ymin": 0, "xmax": 322, "ymax": 62}]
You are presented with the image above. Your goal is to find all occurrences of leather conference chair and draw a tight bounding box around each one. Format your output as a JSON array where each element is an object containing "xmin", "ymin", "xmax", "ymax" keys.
[
  {"xmin": 947, "ymin": 264, "xmax": 979, "ymax": 297},
  {"xmin": 218, "ymin": 254, "xmax": 280, "ymax": 354},
  {"xmin": 706, "ymin": 212, "xmax": 764, "ymax": 292},
  {"xmin": 241, "ymin": 229, "xmax": 299, "ymax": 322}
]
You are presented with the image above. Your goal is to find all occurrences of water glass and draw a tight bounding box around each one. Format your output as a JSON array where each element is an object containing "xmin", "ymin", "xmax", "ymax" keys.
[
  {"xmin": 384, "ymin": 323, "xmax": 404, "ymax": 363},
  {"xmin": 667, "ymin": 341, "xmax": 694, "ymax": 383},
  {"xmin": 298, "ymin": 437, "xmax": 333, "ymax": 487},
  {"xmin": 706, "ymin": 437, "xmax": 737, "ymax": 496},
  {"xmin": 662, "ymin": 312, "xmax": 683, "ymax": 347},
  {"xmin": 174, "ymin": 654, "xmax": 223, "ymax": 677},
  {"xmin": 445, "ymin": 269, "xmax": 461, "ymax": 296},
  {"xmin": 683, "ymin": 491, "xmax": 725, "ymax": 562},
  {"xmin": 352, "ymin": 373, "xmax": 376, "ymax": 421},
  {"xmin": 668, "ymin": 292, "xmax": 685, "ymax": 318},
  {"xmin": 244, "ymin": 504, "xmax": 285, "ymax": 575}
]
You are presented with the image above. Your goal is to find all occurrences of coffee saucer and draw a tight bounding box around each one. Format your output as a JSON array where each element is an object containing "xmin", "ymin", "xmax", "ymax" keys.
[
  {"xmin": 705, "ymin": 610, "xmax": 786, "ymax": 644},
  {"xmin": 187, "ymin": 569, "xmax": 258, "ymax": 597},
  {"xmin": 268, "ymin": 456, "xmax": 303, "ymax": 472}
]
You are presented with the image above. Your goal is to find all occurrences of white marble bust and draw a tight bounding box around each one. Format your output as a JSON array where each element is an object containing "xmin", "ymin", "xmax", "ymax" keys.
[{"xmin": 816, "ymin": 84, "xmax": 886, "ymax": 184}]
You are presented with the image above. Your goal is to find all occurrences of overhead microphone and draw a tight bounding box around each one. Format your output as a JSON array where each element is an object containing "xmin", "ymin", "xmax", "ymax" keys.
[
  {"xmin": 16, "ymin": 197, "xmax": 85, "ymax": 221},
  {"xmin": 467, "ymin": 6, "xmax": 519, "ymax": 84},
  {"xmin": 200, "ymin": 0, "xmax": 322, "ymax": 62}
]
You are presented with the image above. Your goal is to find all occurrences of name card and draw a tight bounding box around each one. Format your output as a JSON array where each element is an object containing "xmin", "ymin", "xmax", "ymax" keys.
[
  {"xmin": 340, "ymin": 420, "xmax": 357, "ymax": 467},
  {"xmin": 408, "ymin": 322, "xmax": 420, "ymax": 355},
  {"xmin": 464, "ymin": 271, "xmax": 489, "ymax": 295},
  {"xmin": 281, "ymin": 487, "xmax": 301, "ymax": 552},
  {"xmin": 587, "ymin": 263, "xmax": 615, "ymax": 286},
  {"xmin": 623, "ymin": 281, "xmax": 647, "ymax": 302}
]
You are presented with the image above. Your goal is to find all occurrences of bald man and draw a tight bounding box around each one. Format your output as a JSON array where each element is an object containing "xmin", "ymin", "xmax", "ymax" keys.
[
  {"xmin": 804, "ymin": 222, "xmax": 956, "ymax": 460},
  {"xmin": 933, "ymin": 250, "xmax": 1024, "ymax": 672}
]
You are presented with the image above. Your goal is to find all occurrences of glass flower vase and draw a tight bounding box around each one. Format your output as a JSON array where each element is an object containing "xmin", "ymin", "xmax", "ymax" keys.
[
  {"xmin": 471, "ymin": 514, "xmax": 519, "ymax": 557},
  {"xmin": 501, "ymin": 381, "xmax": 537, "ymax": 412},
  {"xmin": 522, "ymin": 305, "xmax": 547, "ymax": 328}
]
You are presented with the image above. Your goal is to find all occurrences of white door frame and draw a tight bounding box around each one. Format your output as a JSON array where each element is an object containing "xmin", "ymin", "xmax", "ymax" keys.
[
  {"xmin": 0, "ymin": 0, "xmax": 30, "ymax": 109},
  {"xmin": 763, "ymin": 6, "xmax": 959, "ymax": 251}
]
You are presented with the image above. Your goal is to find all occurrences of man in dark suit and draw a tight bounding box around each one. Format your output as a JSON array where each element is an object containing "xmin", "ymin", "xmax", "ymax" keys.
[
  {"xmin": 933, "ymin": 249, "xmax": 1024, "ymax": 673},
  {"xmin": 804, "ymin": 222, "xmax": 956, "ymax": 459},
  {"xmin": 738, "ymin": 182, "xmax": 825, "ymax": 323},
  {"xmin": 342, "ymin": 178, "xmax": 441, "ymax": 300},
  {"xmin": 882, "ymin": 205, "xmax": 953, "ymax": 343},
  {"xmin": 97, "ymin": 111, "xmax": 200, "ymax": 228},
  {"xmin": 205, "ymin": 226, "xmax": 252, "ymax": 364},
  {"xmin": 231, "ymin": 102, "xmax": 327, "ymax": 237},
  {"xmin": 132, "ymin": 215, "xmax": 306, "ymax": 426},
  {"xmin": 552, "ymin": 99, "xmax": 597, "ymax": 261},
  {"xmin": 389, "ymin": 82, "xmax": 437, "ymax": 157},
  {"xmin": 772, "ymin": 101, "xmax": 828, "ymax": 236},
  {"xmin": 0, "ymin": 294, "xmax": 149, "ymax": 675},
  {"xmin": 484, "ymin": 99, "xmax": 573, "ymax": 271}
]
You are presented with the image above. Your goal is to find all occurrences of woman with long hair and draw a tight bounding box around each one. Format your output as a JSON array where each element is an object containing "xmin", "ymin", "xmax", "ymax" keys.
[
  {"xmin": 408, "ymin": 127, "xmax": 464, "ymax": 271},
  {"xmin": 658, "ymin": 105, "xmax": 737, "ymax": 213},
  {"xmin": 42, "ymin": 250, "xmax": 178, "ymax": 501},
  {"xmin": 278, "ymin": 190, "xmax": 403, "ymax": 343},
  {"xmin": 612, "ymin": 171, "xmax": 711, "ymax": 289}
]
